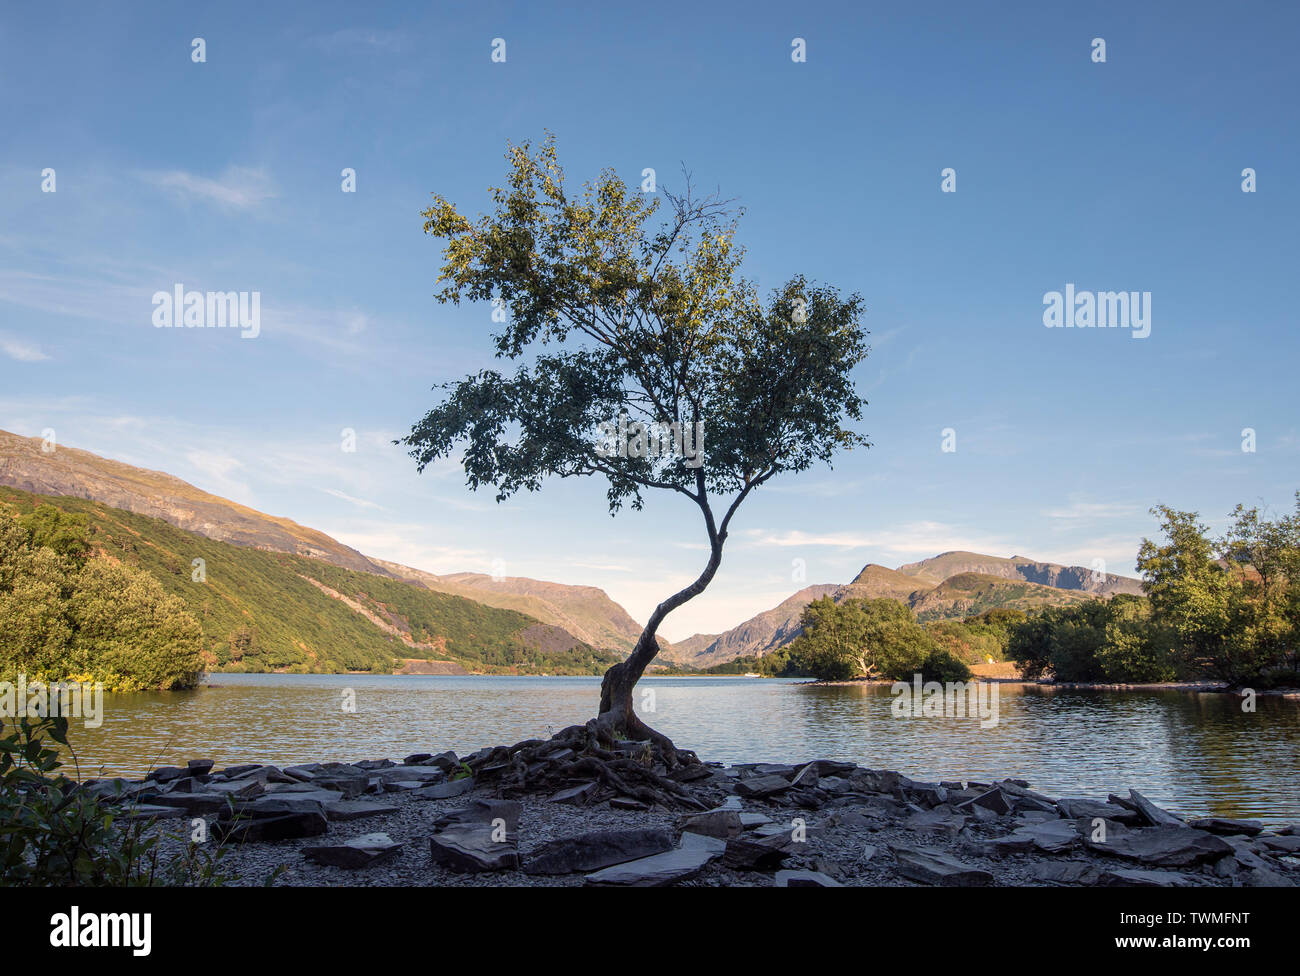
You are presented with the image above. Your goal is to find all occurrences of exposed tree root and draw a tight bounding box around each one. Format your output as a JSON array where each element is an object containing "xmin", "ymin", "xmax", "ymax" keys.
[{"xmin": 465, "ymin": 722, "xmax": 709, "ymax": 811}]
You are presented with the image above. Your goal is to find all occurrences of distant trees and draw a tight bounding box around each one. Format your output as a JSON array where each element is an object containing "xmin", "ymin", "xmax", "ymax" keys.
[
  {"xmin": 1136, "ymin": 496, "xmax": 1299, "ymax": 685},
  {"xmin": 0, "ymin": 506, "xmax": 205, "ymax": 691},
  {"xmin": 1007, "ymin": 595, "xmax": 1174, "ymax": 683},
  {"xmin": 785, "ymin": 597, "xmax": 971, "ymax": 682},
  {"xmin": 1007, "ymin": 494, "xmax": 1299, "ymax": 686}
]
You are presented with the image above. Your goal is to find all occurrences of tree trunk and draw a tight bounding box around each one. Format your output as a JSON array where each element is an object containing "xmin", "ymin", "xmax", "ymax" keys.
[{"xmin": 592, "ymin": 540, "xmax": 723, "ymax": 762}]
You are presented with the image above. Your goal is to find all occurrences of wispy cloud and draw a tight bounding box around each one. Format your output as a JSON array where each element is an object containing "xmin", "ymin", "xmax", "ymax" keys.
[
  {"xmin": 0, "ymin": 330, "xmax": 49, "ymax": 362},
  {"xmin": 138, "ymin": 166, "xmax": 276, "ymax": 212},
  {"xmin": 744, "ymin": 521, "xmax": 1023, "ymax": 558},
  {"xmin": 321, "ymin": 487, "xmax": 383, "ymax": 510},
  {"xmin": 1044, "ymin": 498, "xmax": 1141, "ymax": 520}
]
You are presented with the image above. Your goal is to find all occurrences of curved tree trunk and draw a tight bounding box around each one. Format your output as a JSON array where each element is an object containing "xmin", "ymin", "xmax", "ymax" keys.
[{"xmin": 592, "ymin": 540, "xmax": 723, "ymax": 762}]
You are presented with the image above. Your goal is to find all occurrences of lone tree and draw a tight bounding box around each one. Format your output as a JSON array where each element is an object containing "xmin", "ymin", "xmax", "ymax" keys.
[{"xmin": 402, "ymin": 136, "xmax": 870, "ymax": 762}]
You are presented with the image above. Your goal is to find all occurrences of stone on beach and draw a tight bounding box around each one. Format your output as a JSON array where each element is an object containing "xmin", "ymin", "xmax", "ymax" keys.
[
  {"xmin": 523, "ymin": 828, "xmax": 674, "ymax": 875},
  {"xmin": 303, "ymin": 833, "xmax": 402, "ymax": 869},
  {"xmin": 891, "ymin": 845, "xmax": 994, "ymax": 886}
]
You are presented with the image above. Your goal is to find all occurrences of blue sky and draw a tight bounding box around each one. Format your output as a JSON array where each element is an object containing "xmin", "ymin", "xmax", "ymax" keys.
[{"xmin": 2, "ymin": 1, "xmax": 1297, "ymax": 640}]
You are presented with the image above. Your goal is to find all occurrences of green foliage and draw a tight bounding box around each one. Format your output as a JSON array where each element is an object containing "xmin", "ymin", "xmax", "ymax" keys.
[
  {"xmin": 18, "ymin": 504, "xmax": 91, "ymax": 567},
  {"xmin": 919, "ymin": 647, "xmax": 973, "ymax": 683},
  {"xmin": 405, "ymin": 135, "xmax": 871, "ymax": 513},
  {"xmin": 926, "ymin": 618, "xmax": 1007, "ymax": 664},
  {"xmin": 787, "ymin": 597, "xmax": 936, "ymax": 680},
  {"xmin": 0, "ymin": 715, "xmax": 234, "ymax": 886},
  {"xmin": 0, "ymin": 506, "xmax": 205, "ymax": 690},
  {"xmin": 1137, "ymin": 499, "xmax": 1299, "ymax": 684},
  {"xmin": 1008, "ymin": 596, "xmax": 1177, "ymax": 683}
]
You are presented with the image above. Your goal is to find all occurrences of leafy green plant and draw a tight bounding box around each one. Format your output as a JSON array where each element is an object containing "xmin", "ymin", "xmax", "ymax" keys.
[{"xmin": 0, "ymin": 714, "xmax": 237, "ymax": 886}]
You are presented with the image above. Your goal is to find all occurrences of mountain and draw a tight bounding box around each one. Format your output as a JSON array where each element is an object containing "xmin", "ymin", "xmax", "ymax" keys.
[
  {"xmin": 0, "ymin": 429, "xmax": 391, "ymax": 576},
  {"xmin": 0, "ymin": 485, "xmax": 618, "ymax": 676},
  {"xmin": 370, "ymin": 559, "xmax": 646, "ymax": 655},
  {"xmin": 896, "ymin": 550, "xmax": 1142, "ymax": 596},
  {"xmin": 0, "ymin": 429, "xmax": 647, "ymax": 655},
  {"xmin": 907, "ymin": 572, "xmax": 1091, "ymax": 621},
  {"xmin": 670, "ymin": 553, "xmax": 1144, "ymax": 667}
]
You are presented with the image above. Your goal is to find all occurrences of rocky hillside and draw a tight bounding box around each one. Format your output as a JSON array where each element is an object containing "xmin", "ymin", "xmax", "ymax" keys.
[
  {"xmin": 0, "ymin": 429, "xmax": 391, "ymax": 576},
  {"xmin": 896, "ymin": 550, "xmax": 1142, "ymax": 596},
  {"xmin": 372, "ymin": 559, "xmax": 646, "ymax": 655},
  {"xmin": 907, "ymin": 572, "xmax": 1091, "ymax": 621}
]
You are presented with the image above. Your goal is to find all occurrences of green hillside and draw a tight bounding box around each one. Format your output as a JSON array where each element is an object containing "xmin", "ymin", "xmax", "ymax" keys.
[{"xmin": 0, "ymin": 487, "xmax": 619, "ymax": 676}]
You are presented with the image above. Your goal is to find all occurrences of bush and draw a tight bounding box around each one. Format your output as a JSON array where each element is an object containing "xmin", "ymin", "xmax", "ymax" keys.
[
  {"xmin": 0, "ymin": 715, "xmax": 234, "ymax": 886},
  {"xmin": 919, "ymin": 647, "xmax": 972, "ymax": 683},
  {"xmin": 0, "ymin": 509, "xmax": 205, "ymax": 691}
]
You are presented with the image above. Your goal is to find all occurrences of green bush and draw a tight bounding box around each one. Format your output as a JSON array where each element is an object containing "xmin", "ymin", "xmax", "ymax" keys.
[
  {"xmin": 0, "ymin": 508, "xmax": 205, "ymax": 691},
  {"xmin": 0, "ymin": 715, "xmax": 234, "ymax": 886},
  {"xmin": 919, "ymin": 647, "xmax": 972, "ymax": 683}
]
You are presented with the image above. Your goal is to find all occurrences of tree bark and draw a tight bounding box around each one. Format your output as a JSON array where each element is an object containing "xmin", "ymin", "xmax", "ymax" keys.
[{"xmin": 592, "ymin": 539, "xmax": 723, "ymax": 761}]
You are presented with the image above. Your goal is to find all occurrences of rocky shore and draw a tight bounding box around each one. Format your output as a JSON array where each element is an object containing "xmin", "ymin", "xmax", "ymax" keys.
[{"xmin": 84, "ymin": 740, "xmax": 1299, "ymax": 888}]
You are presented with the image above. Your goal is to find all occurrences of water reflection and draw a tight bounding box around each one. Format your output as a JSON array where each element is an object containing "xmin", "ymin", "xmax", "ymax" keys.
[{"xmin": 61, "ymin": 674, "xmax": 1300, "ymax": 826}]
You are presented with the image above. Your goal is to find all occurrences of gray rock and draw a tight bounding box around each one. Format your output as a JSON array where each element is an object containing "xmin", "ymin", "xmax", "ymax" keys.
[
  {"xmin": 956, "ymin": 787, "xmax": 1013, "ymax": 816},
  {"xmin": 547, "ymin": 783, "xmax": 597, "ymax": 806},
  {"xmin": 215, "ymin": 809, "xmax": 328, "ymax": 842},
  {"xmin": 722, "ymin": 832, "xmax": 797, "ymax": 870},
  {"xmin": 415, "ymin": 777, "xmax": 474, "ymax": 800},
  {"xmin": 429, "ymin": 824, "xmax": 520, "ymax": 873},
  {"xmin": 1187, "ymin": 817, "xmax": 1264, "ymax": 837},
  {"xmin": 775, "ymin": 869, "xmax": 843, "ymax": 887},
  {"xmin": 734, "ymin": 774, "xmax": 793, "ymax": 798},
  {"xmin": 370, "ymin": 765, "xmax": 446, "ymax": 783},
  {"xmin": 1086, "ymin": 825, "xmax": 1232, "ymax": 867},
  {"xmin": 434, "ymin": 798, "xmax": 522, "ymax": 832},
  {"xmin": 325, "ymin": 799, "xmax": 400, "ymax": 822},
  {"xmin": 679, "ymin": 809, "xmax": 743, "ymax": 839},
  {"xmin": 147, "ymin": 792, "xmax": 232, "ymax": 815},
  {"xmin": 303, "ymin": 832, "xmax": 401, "ymax": 868},
  {"xmin": 584, "ymin": 845, "xmax": 721, "ymax": 886},
  {"xmin": 678, "ymin": 832, "xmax": 727, "ymax": 853},
  {"xmin": 1128, "ymin": 789, "xmax": 1187, "ymax": 828},
  {"xmin": 1055, "ymin": 797, "xmax": 1140, "ymax": 824},
  {"xmin": 891, "ymin": 845, "xmax": 993, "ymax": 886},
  {"xmin": 1257, "ymin": 834, "xmax": 1300, "ymax": 854},
  {"xmin": 1031, "ymin": 861, "xmax": 1102, "ymax": 885},
  {"xmin": 523, "ymin": 829, "xmax": 674, "ymax": 875},
  {"xmin": 790, "ymin": 762, "xmax": 819, "ymax": 789},
  {"xmin": 1098, "ymin": 867, "xmax": 1198, "ymax": 887},
  {"xmin": 610, "ymin": 797, "xmax": 650, "ymax": 811}
]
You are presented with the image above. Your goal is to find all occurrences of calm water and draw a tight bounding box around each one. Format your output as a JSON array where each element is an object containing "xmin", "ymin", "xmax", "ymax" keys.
[{"xmin": 59, "ymin": 674, "xmax": 1300, "ymax": 826}]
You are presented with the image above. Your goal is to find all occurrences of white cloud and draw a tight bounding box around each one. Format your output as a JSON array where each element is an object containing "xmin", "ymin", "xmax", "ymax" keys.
[
  {"xmin": 0, "ymin": 331, "xmax": 49, "ymax": 362},
  {"xmin": 321, "ymin": 487, "xmax": 383, "ymax": 510},
  {"xmin": 138, "ymin": 166, "xmax": 276, "ymax": 212}
]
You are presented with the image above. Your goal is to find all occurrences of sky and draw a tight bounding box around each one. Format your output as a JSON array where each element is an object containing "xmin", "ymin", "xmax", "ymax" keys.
[{"xmin": 1, "ymin": 1, "xmax": 1297, "ymax": 641}]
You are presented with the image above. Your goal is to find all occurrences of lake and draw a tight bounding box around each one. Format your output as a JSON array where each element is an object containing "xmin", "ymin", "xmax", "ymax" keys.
[{"xmin": 59, "ymin": 674, "xmax": 1300, "ymax": 826}]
